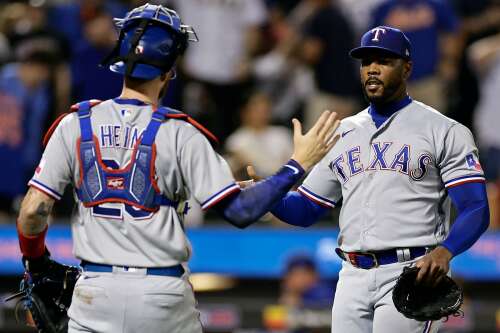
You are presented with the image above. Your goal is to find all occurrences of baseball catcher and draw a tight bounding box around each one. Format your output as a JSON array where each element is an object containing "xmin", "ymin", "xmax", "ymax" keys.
[{"xmin": 14, "ymin": 3, "xmax": 340, "ymax": 332}]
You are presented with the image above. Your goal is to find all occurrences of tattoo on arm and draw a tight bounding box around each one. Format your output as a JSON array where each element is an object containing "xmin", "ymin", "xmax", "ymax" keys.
[
  {"xmin": 18, "ymin": 188, "xmax": 55, "ymax": 235},
  {"xmin": 35, "ymin": 202, "xmax": 50, "ymax": 218}
]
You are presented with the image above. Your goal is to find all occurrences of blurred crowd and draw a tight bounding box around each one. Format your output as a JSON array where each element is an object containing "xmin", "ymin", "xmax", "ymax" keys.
[{"xmin": 0, "ymin": 0, "xmax": 499, "ymax": 230}]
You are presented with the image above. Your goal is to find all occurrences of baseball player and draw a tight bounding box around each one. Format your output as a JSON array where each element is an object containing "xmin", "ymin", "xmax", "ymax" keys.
[
  {"xmin": 15, "ymin": 4, "xmax": 340, "ymax": 333},
  {"xmin": 268, "ymin": 26, "xmax": 490, "ymax": 332}
]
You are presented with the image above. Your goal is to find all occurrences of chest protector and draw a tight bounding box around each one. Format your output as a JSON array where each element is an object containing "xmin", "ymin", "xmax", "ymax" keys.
[{"xmin": 66, "ymin": 99, "xmax": 218, "ymax": 212}]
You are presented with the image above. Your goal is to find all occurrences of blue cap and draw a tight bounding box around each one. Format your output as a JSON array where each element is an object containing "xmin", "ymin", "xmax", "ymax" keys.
[
  {"xmin": 350, "ymin": 26, "xmax": 411, "ymax": 60},
  {"xmin": 285, "ymin": 254, "xmax": 316, "ymax": 273}
]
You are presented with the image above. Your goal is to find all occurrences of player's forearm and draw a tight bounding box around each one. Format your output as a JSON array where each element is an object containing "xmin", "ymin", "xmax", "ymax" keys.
[
  {"xmin": 215, "ymin": 160, "xmax": 305, "ymax": 228},
  {"xmin": 442, "ymin": 182, "xmax": 490, "ymax": 256},
  {"xmin": 18, "ymin": 188, "xmax": 53, "ymax": 235},
  {"xmin": 441, "ymin": 201, "xmax": 489, "ymax": 257},
  {"xmin": 17, "ymin": 188, "xmax": 55, "ymax": 258},
  {"xmin": 271, "ymin": 191, "xmax": 327, "ymax": 227}
]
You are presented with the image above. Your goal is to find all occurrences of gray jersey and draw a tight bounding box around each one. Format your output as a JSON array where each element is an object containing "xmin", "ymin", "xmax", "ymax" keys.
[
  {"xmin": 30, "ymin": 99, "xmax": 238, "ymax": 267},
  {"xmin": 298, "ymin": 100, "xmax": 485, "ymax": 252}
]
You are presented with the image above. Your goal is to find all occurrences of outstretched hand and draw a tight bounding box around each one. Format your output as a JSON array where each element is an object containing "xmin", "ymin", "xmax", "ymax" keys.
[
  {"xmin": 237, "ymin": 111, "xmax": 340, "ymax": 188},
  {"xmin": 291, "ymin": 111, "xmax": 340, "ymax": 171}
]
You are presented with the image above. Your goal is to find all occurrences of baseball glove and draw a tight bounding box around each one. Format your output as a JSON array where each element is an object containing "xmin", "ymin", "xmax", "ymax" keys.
[
  {"xmin": 392, "ymin": 266, "xmax": 463, "ymax": 322},
  {"xmin": 5, "ymin": 254, "xmax": 80, "ymax": 333}
]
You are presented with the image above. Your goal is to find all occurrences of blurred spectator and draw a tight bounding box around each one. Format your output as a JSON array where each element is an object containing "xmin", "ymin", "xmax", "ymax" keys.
[
  {"xmin": 337, "ymin": 0, "xmax": 387, "ymax": 37},
  {"xmin": 447, "ymin": 0, "xmax": 500, "ymax": 129},
  {"xmin": 0, "ymin": 41, "xmax": 59, "ymax": 218},
  {"xmin": 453, "ymin": 0, "xmax": 500, "ymax": 39},
  {"xmin": 372, "ymin": 0, "xmax": 460, "ymax": 112},
  {"xmin": 3, "ymin": 2, "xmax": 59, "ymax": 48},
  {"xmin": 468, "ymin": 33, "xmax": 500, "ymax": 229},
  {"xmin": 225, "ymin": 92, "xmax": 293, "ymax": 179},
  {"xmin": 280, "ymin": 254, "xmax": 334, "ymax": 309},
  {"xmin": 0, "ymin": 2, "xmax": 71, "ymax": 115},
  {"xmin": 300, "ymin": 0, "xmax": 359, "ymax": 129},
  {"xmin": 264, "ymin": 253, "xmax": 334, "ymax": 332},
  {"xmin": 0, "ymin": 33, "xmax": 8, "ymax": 65},
  {"xmin": 169, "ymin": 0, "xmax": 268, "ymax": 143},
  {"xmin": 266, "ymin": 0, "xmax": 302, "ymax": 13},
  {"xmin": 70, "ymin": 8, "xmax": 121, "ymax": 102},
  {"xmin": 250, "ymin": 2, "xmax": 315, "ymax": 124},
  {"xmin": 47, "ymin": 0, "xmax": 128, "ymax": 55},
  {"xmin": 0, "ymin": 2, "xmax": 38, "ymax": 64}
]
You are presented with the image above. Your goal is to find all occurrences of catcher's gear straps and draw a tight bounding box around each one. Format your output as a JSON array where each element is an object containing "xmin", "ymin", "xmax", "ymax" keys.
[
  {"xmin": 42, "ymin": 100, "xmax": 218, "ymax": 212},
  {"xmin": 75, "ymin": 100, "xmax": 179, "ymax": 211},
  {"xmin": 42, "ymin": 101, "xmax": 218, "ymax": 147}
]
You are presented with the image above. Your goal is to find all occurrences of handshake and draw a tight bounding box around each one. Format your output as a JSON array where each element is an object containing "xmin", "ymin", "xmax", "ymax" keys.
[{"xmin": 239, "ymin": 110, "xmax": 340, "ymax": 187}]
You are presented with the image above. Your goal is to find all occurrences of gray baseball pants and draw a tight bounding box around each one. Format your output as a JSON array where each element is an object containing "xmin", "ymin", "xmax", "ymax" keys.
[
  {"xmin": 68, "ymin": 268, "xmax": 203, "ymax": 333},
  {"xmin": 331, "ymin": 259, "xmax": 442, "ymax": 333}
]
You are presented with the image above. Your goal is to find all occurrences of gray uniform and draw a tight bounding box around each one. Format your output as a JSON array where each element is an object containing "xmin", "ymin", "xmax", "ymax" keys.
[
  {"xmin": 297, "ymin": 100, "xmax": 484, "ymax": 333},
  {"xmin": 30, "ymin": 99, "xmax": 239, "ymax": 332}
]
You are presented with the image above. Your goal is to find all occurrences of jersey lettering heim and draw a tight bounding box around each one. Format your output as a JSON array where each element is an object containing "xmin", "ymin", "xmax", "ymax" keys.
[
  {"xmin": 298, "ymin": 100, "xmax": 485, "ymax": 252},
  {"xmin": 29, "ymin": 98, "xmax": 238, "ymax": 267}
]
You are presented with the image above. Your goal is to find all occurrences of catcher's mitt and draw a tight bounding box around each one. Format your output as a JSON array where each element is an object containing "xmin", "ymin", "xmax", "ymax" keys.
[
  {"xmin": 392, "ymin": 266, "xmax": 463, "ymax": 322},
  {"xmin": 5, "ymin": 256, "xmax": 80, "ymax": 333}
]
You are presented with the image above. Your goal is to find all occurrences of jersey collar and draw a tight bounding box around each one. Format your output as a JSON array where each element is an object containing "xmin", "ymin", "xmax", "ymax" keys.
[
  {"xmin": 368, "ymin": 95, "xmax": 412, "ymax": 128},
  {"xmin": 113, "ymin": 98, "xmax": 150, "ymax": 106}
]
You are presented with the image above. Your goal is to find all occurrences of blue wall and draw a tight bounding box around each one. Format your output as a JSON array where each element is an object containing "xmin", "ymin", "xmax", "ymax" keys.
[{"xmin": 1, "ymin": 225, "xmax": 499, "ymax": 280}]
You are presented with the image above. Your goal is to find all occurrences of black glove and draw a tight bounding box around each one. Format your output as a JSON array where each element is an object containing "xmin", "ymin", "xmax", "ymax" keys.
[
  {"xmin": 22, "ymin": 249, "xmax": 53, "ymax": 274},
  {"xmin": 392, "ymin": 266, "xmax": 463, "ymax": 322},
  {"xmin": 5, "ymin": 252, "xmax": 80, "ymax": 333}
]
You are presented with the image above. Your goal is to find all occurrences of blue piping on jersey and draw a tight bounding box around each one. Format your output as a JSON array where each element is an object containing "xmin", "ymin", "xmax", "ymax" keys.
[
  {"xmin": 369, "ymin": 95, "xmax": 412, "ymax": 128},
  {"xmin": 298, "ymin": 186, "xmax": 337, "ymax": 208},
  {"xmin": 113, "ymin": 98, "xmax": 149, "ymax": 106},
  {"xmin": 444, "ymin": 174, "xmax": 485, "ymax": 187},
  {"xmin": 28, "ymin": 179, "xmax": 63, "ymax": 200}
]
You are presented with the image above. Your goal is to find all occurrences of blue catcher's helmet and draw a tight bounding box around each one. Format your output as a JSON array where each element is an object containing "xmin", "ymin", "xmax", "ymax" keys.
[{"xmin": 102, "ymin": 3, "xmax": 198, "ymax": 80}]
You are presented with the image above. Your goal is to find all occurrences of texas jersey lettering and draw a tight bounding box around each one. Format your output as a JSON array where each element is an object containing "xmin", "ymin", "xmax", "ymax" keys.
[
  {"xmin": 298, "ymin": 100, "xmax": 484, "ymax": 252},
  {"xmin": 329, "ymin": 142, "xmax": 434, "ymax": 183}
]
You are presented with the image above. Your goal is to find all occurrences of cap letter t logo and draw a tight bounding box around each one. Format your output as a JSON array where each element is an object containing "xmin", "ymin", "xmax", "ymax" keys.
[{"xmin": 371, "ymin": 27, "xmax": 386, "ymax": 42}]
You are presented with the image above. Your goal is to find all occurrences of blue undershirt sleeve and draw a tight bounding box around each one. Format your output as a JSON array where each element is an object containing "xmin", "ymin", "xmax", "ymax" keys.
[
  {"xmin": 213, "ymin": 160, "xmax": 305, "ymax": 228},
  {"xmin": 442, "ymin": 182, "xmax": 490, "ymax": 257},
  {"xmin": 270, "ymin": 192, "xmax": 328, "ymax": 227}
]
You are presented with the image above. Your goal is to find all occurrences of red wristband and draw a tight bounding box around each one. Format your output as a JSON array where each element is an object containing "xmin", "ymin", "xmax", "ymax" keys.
[{"xmin": 17, "ymin": 221, "xmax": 48, "ymax": 259}]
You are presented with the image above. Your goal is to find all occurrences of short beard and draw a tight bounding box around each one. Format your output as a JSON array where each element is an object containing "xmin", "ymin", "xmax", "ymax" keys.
[{"xmin": 363, "ymin": 78, "xmax": 403, "ymax": 106}]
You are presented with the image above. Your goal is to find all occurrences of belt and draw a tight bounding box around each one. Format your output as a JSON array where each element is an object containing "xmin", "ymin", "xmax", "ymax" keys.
[
  {"xmin": 81, "ymin": 261, "xmax": 185, "ymax": 277},
  {"xmin": 335, "ymin": 247, "xmax": 428, "ymax": 269}
]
